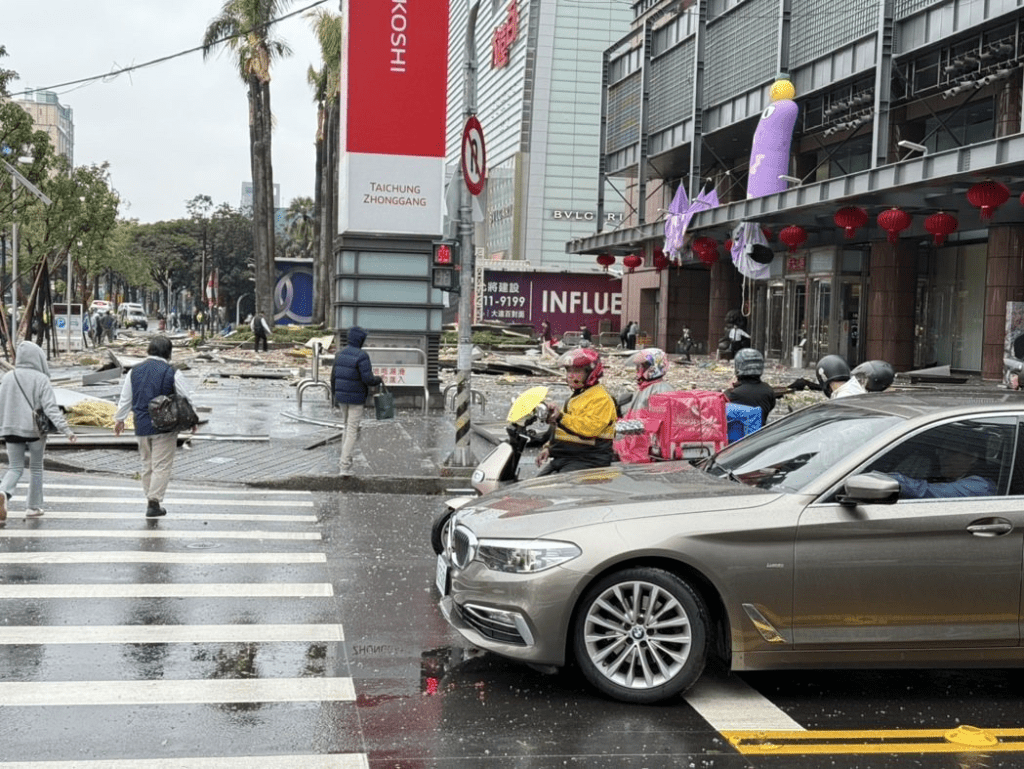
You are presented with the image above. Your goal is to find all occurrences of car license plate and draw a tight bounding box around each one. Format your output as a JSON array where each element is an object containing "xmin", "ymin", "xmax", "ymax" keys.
[{"xmin": 435, "ymin": 554, "xmax": 449, "ymax": 595}]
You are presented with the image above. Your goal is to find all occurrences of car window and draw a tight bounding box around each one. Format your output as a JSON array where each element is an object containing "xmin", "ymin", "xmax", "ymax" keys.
[
  {"xmin": 705, "ymin": 406, "xmax": 903, "ymax": 493},
  {"xmin": 862, "ymin": 417, "xmax": 1016, "ymax": 498}
]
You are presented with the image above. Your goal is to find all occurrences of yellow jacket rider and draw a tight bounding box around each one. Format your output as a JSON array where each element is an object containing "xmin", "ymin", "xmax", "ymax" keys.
[{"xmin": 536, "ymin": 347, "xmax": 618, "ymax": 474}]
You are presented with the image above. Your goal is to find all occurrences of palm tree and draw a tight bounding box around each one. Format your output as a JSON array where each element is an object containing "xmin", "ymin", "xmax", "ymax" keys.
[
  {"xmin": 306, "ymin": 8, "xmax": 341, "ymax": 327},
  {"xmin": 284, "ymin": 196, "xmax": 315, "ymax": 259},
  {"xmin": 202, "ymin": 0, "xmax": 293, "ymax": 328}
]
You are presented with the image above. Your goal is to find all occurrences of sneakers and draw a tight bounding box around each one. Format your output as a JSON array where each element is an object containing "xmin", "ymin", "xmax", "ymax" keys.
[
  {"xmin": 26, "ymin": 508, "xmax": 44, "ymax": 518},
  {"xmin": 146, "ymin": 499, "xmax": 167, "ymax": 518}
]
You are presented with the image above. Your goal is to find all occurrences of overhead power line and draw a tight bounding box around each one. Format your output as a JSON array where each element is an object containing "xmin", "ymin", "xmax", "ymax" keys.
[{"xmin": 12, "ymin": 0, "xmax": 330, "ymax": 98}]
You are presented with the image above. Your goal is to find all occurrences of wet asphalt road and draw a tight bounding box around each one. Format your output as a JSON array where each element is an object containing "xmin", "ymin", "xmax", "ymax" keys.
[
  {"xmin": 2, "ymin": 470, "xmax": 1024, "ymax": 767},
  {"xmin": 1, "ymin": 350, "xmax": 1024, "ymax": 766}
]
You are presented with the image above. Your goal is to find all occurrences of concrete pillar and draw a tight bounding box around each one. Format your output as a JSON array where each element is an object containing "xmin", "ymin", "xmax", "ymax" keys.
[
  {"xmin": 982, "ymin": 225, "xmax": 1024, "ymax": 379},
  {"xmin": 865, "ymin": 240, "xmax": 916, "ymax": 370}
]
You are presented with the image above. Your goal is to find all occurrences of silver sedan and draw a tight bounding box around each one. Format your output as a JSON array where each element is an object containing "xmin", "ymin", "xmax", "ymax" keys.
[{"xmin": 436, "ymin": 390, "xmax": 1024, "ymax": 703}]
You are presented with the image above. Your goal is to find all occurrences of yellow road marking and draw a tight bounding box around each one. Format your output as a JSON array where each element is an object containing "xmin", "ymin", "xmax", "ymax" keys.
[{"xmin": 724, "ymin": 727, "xmax": 1024, "ymax": 755}]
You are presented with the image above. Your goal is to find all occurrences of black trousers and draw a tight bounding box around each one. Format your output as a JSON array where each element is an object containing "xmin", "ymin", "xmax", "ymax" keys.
[{"xmin": 254, "ymin": 332, "xmax": 268, "ymax": 352}]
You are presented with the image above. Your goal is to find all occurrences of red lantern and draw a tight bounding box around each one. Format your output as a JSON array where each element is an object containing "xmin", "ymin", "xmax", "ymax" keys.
[
  {"xmin": 779, "ymin": 225, "xmax": 808, "ymax": 253},
  {"xmin": 761, "ymin": 226, "xmax": 774, "ymax": 242},
  {"xmin": 724, "ymin": 239, "xmax": 733, "ymax": 252},
  {"xmin": 877, "ymin": 207, "xmax": 912, "ymax": 244},
  {"xmin": 967, "ymin": 180, "xmax": 1010, "ymax": 221},
  {"xmin": 653, "ymin": 248, "xmax": 669, "ymax": 272},
  {"xmin": 596, "ymin": 253, "xmax": 615, "ymax": 271},
  {"xmin": 692, "ymin": 236, "xmax": 719, "ymax": 266},
  {"xmin": 834, "ymin": 206, "xmax": 868, "ymax": 239},
  {"xmin": 924, "ymin": 212, "xmax": 958, "ymax": 246},
  {"xmin": 623, "ymin": 254, "xmax": 643, "ymax": 273}
]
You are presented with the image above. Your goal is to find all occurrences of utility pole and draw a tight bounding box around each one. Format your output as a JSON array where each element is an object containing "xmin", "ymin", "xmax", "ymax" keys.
[{"xmin": 3, "ymin": 159, "xmax": 52, "ymax": 355}]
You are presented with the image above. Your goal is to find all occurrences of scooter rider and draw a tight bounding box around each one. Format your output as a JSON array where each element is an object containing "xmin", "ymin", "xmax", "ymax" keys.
[
  {"xmin": 816, "ymin": 354, "xmax": 866, "ymax": 398},
  {"xmin": 536, "ymin": 348, "xmax": 618, "ymax": 475},
  {"xmin": 851, "ymin": 359, "xmax": 895, "ymax": 392},
  {"xmin": 725, "ymin": 348, "xmax": 776, "ymax": 423},
  {"xmin": 624, "ymin": 347, "xmax": 674, "ymax": 415}
]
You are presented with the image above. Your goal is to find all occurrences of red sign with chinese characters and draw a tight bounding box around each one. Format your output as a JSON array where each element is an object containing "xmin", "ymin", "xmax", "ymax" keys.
[
  {"xmin": 492, "ymin": 2, "xmax": 519, "ymax": 68},
  {"xmin": 787, "ymin": 256, "xmax": 806, "ymax": 272}
]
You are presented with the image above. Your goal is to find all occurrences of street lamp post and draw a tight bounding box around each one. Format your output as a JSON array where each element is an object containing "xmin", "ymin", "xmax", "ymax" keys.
[{"xmin": 3, "ymin": 159, "xmax": 52, "ymax": 354}]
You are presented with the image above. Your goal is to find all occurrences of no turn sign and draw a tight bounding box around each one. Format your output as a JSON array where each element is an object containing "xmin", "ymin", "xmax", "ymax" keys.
[{"xmin": 461, "ymin": 115, "xmax": 486, "ymax": 196}]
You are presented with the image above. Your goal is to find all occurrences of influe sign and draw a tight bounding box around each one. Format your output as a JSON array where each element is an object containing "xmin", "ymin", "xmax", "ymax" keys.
[{"xmin": 340, "ymin": 0, "xmax": 449, "ymax": 235}]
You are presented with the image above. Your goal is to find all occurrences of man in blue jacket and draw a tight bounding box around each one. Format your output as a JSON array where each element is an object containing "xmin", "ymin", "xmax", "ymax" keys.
[
  {"xmin": 331, "ymin": 326, "xmax": 382, "ymax": 475},
  {"xmin": 113, "ymin": 336, "xmax": 196, "ymax": 516}
]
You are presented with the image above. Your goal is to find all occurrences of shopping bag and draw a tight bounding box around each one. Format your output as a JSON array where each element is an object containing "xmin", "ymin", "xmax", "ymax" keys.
[
  {"xmin": 34, "ymin": 407, "xmax": 56, "ymax": 436},
  {"xmin": 148, "ymin": 393, "xmax": 199, "ymax": 432},
  {"xmin": 374, "ymin": 384, "xmax": 395, "ymax": 420}
]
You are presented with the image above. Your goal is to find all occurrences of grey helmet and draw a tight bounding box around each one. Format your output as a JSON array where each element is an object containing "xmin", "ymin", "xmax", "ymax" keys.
[
  {"xmin": 815, "ymin": 354, "xmax": 852, "ymax": 396},
  {"xmin": 733, "ymin": 348, "xmax": 765, "ymax": 378},
  {"xmin": 851, "ymin": 359, "xmax": 895, "ymax": 392}
]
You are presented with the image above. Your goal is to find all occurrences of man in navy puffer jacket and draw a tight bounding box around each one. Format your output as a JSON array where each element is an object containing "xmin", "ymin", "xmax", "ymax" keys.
[{"xmin": 331, "ymin": 326, "xmax": 382, "ymax": 475}]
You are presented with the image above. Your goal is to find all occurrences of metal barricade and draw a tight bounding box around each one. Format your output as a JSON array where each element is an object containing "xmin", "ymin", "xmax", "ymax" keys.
[{"xmin": 296, "ymin": 342, "xmax": 333, "ymax": 409}]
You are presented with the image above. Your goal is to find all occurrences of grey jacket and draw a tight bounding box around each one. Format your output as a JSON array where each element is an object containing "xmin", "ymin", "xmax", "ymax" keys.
[{"xmin": 0, "ymin": 341, "xmax": 73, "ymax": 440}]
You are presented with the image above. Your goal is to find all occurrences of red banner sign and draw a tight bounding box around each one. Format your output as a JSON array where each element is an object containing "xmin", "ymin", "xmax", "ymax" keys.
[{"xmin": 346, "ymin": 0, "xmax": 449, "ymax": 157}]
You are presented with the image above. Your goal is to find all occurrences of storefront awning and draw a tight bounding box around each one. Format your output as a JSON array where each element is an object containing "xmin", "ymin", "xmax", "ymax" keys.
[{"xmin": 567, "ymin": 133, "xmax": 1024, "ymax": 255}]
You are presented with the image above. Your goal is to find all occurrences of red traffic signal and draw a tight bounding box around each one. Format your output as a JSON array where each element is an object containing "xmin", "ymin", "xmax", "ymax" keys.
[{"xmin": 432, "ymin": 240, "xmax": 459, "ymax": 265}]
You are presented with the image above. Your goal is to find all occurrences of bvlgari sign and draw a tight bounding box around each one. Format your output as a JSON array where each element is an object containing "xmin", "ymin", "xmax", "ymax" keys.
[{"xmin": 492, "ymin": 1, "xmax": 519, "ymax": 68}]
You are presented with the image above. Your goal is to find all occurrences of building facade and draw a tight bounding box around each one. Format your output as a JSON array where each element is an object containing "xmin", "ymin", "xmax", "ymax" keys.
[
  {"xmin": 14, "ymin": 90, "xmax": 73, "ymax": 167},
  {"xmin": 446, "ymin": 0, "xmax": 632, "ymax": 334},
  {"xmin": 569, "ymin": 0, "xmax": 1024, "ymax": 379}
]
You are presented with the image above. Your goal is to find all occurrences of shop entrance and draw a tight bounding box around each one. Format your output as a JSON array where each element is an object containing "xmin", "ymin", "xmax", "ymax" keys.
[{"xmin": 915, "ymin": 243, "xmax": 985, "ymax": 371}]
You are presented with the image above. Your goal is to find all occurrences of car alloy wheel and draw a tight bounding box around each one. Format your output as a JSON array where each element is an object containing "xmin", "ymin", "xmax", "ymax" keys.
[{"xmin": 573, "ymin": 567, "xmax": 708, "ymax": 704}]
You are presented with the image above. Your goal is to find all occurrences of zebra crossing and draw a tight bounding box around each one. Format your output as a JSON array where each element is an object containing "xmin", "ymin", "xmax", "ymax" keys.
[{"xmin": 0, "ymin": 474, "xmax": 368, "ymax": 768}]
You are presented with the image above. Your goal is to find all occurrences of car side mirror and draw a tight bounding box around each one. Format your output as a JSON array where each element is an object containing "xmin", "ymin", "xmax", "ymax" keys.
[{"xmin": 837, "ymin": 471, "xmax": 901, "ymax": 506}]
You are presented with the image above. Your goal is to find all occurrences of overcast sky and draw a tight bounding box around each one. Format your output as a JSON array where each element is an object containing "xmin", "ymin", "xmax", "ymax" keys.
[{"xmin": 5, "ymin": 0, "xmax": 333, "ymax": 223}]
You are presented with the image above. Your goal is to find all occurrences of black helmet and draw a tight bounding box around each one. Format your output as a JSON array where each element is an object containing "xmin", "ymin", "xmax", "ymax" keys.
[
  {"xmin": 733, "ymin": 348, "xmax": 765, "ymax": 378},
  {"xmin": 815, "ymin": 354, "xmax": 852, "ymax": 396},
  {"xmin": 851, "ymin": 360, "xmax": 895, "ymax": 392}
]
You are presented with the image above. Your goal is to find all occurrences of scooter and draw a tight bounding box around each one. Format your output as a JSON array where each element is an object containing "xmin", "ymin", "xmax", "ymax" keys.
[{"xmin": 431, "ymin": 386, "xmax": 551, "ymax": 555}]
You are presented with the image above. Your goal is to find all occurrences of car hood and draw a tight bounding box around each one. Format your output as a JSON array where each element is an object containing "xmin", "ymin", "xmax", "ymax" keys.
[{"xmin": 455, "ymin": 461, "xmax": 775, "ymax": 534}]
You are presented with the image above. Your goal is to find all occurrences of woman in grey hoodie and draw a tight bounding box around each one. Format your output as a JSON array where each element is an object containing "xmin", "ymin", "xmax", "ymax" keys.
[{"xmin": 0, "ymin": 341, "xmax": 77, "ymax": 525}]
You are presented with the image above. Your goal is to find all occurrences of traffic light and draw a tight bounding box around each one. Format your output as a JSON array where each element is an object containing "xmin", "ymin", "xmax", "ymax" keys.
[{"xmin": 431, "ymin": 240, "xmax": 460, "ymax": 292}]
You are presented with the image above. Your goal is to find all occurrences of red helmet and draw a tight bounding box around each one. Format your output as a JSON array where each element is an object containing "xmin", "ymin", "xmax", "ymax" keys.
[{"xmin": 557, "ymin": 347, "xmax": 604, "ymax": 387}]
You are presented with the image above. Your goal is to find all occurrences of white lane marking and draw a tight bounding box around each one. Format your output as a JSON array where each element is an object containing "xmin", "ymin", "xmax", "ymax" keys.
[
  {"xmin": 4, "ymin": 511, "xmax": 317, "ymax": 522},
  {"xmin": 0, "ymin": 624, "xmax": 345, "ymax": 644},
  {"xmin": 0, "ymin": 583, "xmax": 334, "ymax": 599},
  {"xmin": 0, "ymin": 755, "xmax": 369, "ymax": 769},
  {"xmin": 684, "ymin": 672, "xmax": 805, "ymax": 732},
  {"xmin": 46, "ymin": 483, "xmax": 312, "ymax": 497},
  {"xmin": 0, "ymin": 530, "xmax": 320, "ymax": 540},
  {"xmin": 0, "ymin": 551, "xmax": 326, "ymax": 564},
  {"xmin": 0, "ymin": 677, "xmax": 356, "ymax": 706},
  {"xmin": 23, "ymin": 495, "xmax": 314, "ymax": 507}
]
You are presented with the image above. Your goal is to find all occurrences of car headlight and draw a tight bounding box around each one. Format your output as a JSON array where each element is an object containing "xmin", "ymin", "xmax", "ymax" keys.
[{"xmin": 475, "ymin": 539, "xmax": 581, "ymax": 573}]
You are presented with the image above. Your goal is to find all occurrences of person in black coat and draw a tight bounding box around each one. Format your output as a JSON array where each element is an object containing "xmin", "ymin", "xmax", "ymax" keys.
[
  {"xmin": 331, "ymin": 326, "xmax": 383, "ymax": 475},
  {"xmin": 724, "ymin": 348, "xmax": 776, "ymax": 425}
]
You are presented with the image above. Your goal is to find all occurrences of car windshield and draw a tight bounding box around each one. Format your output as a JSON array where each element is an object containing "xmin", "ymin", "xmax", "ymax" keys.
[{"xmin": 704, "ymin": 405, "xmax": 903, "ymax": 492}]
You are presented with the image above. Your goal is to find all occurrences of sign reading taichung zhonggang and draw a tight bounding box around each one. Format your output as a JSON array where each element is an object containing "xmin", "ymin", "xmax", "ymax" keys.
[{"xmin": 340, "ymin": 0, "xmax": 449, "ymax": 236}]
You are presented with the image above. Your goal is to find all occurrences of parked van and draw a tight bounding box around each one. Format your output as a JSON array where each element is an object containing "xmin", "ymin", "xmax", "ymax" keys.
[{"xmin": 118, "ymin": 303, "xmax": 148, "ymax": 330}]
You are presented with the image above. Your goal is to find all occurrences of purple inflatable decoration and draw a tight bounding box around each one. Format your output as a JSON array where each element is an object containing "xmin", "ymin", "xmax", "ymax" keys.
[
  {"xmin": 664, "ymin": 184, "xmax": 719, "ymax": 259},
  {"xmin": 747, "ymin": 78, "xmax": 799, "ymax": 199},
  {"xmin": 731, "ymin": 77, "xmax": 799, "ymax": 279}
]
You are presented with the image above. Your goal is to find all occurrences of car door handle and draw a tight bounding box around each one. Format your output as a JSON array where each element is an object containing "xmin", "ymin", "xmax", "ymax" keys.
[{"xmin": 966, "ymin": 518, "xmax": 1013, "ymax": 537}]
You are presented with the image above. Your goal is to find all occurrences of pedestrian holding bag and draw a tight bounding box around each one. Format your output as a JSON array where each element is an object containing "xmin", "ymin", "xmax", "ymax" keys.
[
  {"xmin": 12, "ymin": 372, "xmax": 56, "ymax": 437},
  {"xmin": 374, "ymin": 383, "xmax": 395, "ymax": 421},
  {"xmin": 148, "ymin": 393, "xmax": 199, "ymax": 432}
]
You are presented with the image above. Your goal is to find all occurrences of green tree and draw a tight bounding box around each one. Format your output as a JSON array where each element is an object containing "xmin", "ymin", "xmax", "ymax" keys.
[
  {"xmin": 306, "ymin": 8, "xmax": 341, "ymax": 327},
  {"xmin": 283, "ymin": 195, "xmax": 315, "ymax": 259},
  {"xmin": 202, "ymin": 0, "xmax": 293, "ymax": 329}
]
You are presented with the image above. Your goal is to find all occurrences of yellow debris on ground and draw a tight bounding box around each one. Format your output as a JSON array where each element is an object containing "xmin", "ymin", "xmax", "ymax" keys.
[{"xmin": 66, "ymin": 400, "xmax": 133, "ymax": 431}]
